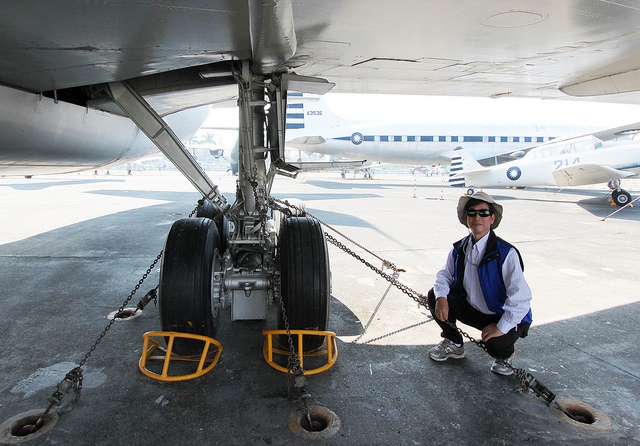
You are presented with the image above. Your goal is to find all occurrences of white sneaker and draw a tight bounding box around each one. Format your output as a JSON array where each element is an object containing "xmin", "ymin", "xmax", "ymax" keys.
[
  {"xmin": 428, "ymin": 339, "xmax": 465, "ymax": 362},
  {"xmin": 490, "ymin": 355, "xmax": 514, "ymax": 376}
]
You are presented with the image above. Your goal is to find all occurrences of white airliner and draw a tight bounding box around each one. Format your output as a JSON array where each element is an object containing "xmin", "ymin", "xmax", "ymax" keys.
[
  {"xmin": 5, "ymin": 2, "xmax": 640, "ymax": 374},
  {"xmin": 285, "ymin": 93, "xmax": 640, "ymax": 167},
  {"xmin": 210, "ymin": 93, "xmax": 640, "ymax": 174},
  {"xmin": 449, "ymin": 130, "xmax": 640, "ymax": 206}
]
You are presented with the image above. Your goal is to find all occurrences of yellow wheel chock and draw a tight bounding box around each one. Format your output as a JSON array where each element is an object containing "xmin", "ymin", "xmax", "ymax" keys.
[
  {"xmin": 262, "ymin": 329, "xmax": 338, "ymax": 375},
  {"xmin": 139, "ymin": 331, "xmax": 223, "ymax": 382}
]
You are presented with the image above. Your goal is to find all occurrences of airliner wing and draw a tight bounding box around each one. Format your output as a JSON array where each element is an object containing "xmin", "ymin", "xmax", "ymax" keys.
[
  {"xmin": 477, "ymin": 119, "xmax": 640, "ymax": 167},
  {"xmin": 287, "ymin": 136, "xmax": 327, "ymax": 147},
  {"xmin": 289, "ymin": 160, "xmax": 368, "ymax": 171},
  {"xmin": 4, "ymin": 2, "xmax": 640, "ymax": 102},
  {"xmin": 5, "ymin": 2, "xmax": 640, "ymax": 176},
  {"xmin": 590, "ymin": 121, "xmax": 640, "ymax": 141},
  {"xmin": 552, "ymin": 163, "xmax": 636, "ymax": 187}
]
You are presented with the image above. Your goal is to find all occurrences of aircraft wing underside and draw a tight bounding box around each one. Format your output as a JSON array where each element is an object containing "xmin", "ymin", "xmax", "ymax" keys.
[
  {"xmin": 475, "ymin": 119, "xmax": 640, "ymax": 168},
  {"xmin": 552, "ymin": 163, "xmax": 637, "ymax": 187},
  {"xmin": 4, "ymin": 1, "xmax": 640, "ymax": 104}
]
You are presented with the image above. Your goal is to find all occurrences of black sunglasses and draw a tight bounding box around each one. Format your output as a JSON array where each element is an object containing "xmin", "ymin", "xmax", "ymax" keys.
[{"xmin": 466, "ymin": 209, "xmax": 492, "ymax": 217}]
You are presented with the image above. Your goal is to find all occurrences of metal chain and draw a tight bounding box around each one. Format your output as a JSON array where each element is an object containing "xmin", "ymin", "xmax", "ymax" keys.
[
  {"xmin": 276, "ymin": 272, "xmax": 313, "ymax": 425},
  {"xmin": 276, "ymin": 281, "xmax": 304, "ymax": 378},
  {"xmin": 268, "ymin": 199, "xmax": 557, "ymax": 404},
  {"xmin": 268, "ymin": 197, "xmax": 293, "ymax": 218},
  {"xmin": 352, "ymin": 282, "xmax": 396, "ymax": 344},
  {"xmin": 358, "ymin": 320, "xmax": 432, "ymax": 345},
  {"xmin": 251, "ymin": 179, "xmax": 271, "ymax": 245},
  {"xmin": 268, "ymin": 198, "xmax": 304, "ymax": 368},
  {"xmin": 71, "ymin": 368, "xmax": 83, "ymax": 405},
  {"xmin": 270, "ymin": 197, "xmax": 399, "ymax": 272},
  {"xmin": 77, "ymin": 251, "xmax": 163, "ymax": 369},
  {"xmin": 78, "ymin": 200, "xmax": 203, "ymax": 373},
  {"xmin": 267, "ymin": 198, "xmax": 314, "ymax": 426},
  {"xmin": 190, "ymin": 199, "xmax": 204, "ymax": 218},
  {"xmin": 324, "ymin": 231, "xmax": 554, "ymax": 400},
  {"xmin": 42, "ymin": 200, "xmax": 203, "ymax": 414},
  {"xmin": 351, "ymin": 279, "xmax": 433, "ymax": 345}
]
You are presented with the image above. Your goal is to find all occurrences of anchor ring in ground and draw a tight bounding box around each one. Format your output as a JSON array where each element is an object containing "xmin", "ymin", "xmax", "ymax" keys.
[
  {"xmin": 288, "ymin": 405, "xmax": 341, "ymax": 439},
  {"xmin": 552, "ymin": 398, "xmax": 612, "ymax": 431},
  {"xmin": 0, "ymin": 409, "xmax": 59, "ymax": 445},
  {"xmin": 107, "ymin": 307, "xmax": 141, "ymax": 321}
]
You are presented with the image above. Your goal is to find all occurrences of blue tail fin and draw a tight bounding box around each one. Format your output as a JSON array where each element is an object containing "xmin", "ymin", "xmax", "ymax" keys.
[{"xmin": 285, "ymin": 93, "xmax": 343, "ymax": 139}]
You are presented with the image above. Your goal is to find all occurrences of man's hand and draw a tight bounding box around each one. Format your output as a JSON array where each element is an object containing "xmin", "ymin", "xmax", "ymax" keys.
[
  {"xmin": 434, "ymin": 297, "xmax": 449, "ymax": 322},
  {"xmin": 481, "ymin": 323, "xmax": 504, "ymax": 342}
]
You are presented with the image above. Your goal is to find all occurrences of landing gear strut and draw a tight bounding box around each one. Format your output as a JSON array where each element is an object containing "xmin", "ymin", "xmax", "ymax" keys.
[{"xmin": 107, "ymin": 60, "xmax": 335, "ymax": 353}]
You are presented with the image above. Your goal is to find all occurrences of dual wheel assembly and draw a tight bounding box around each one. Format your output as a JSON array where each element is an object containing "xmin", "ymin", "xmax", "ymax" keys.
[{"xmin": 158, "ymin": 208, "xmax": 331, "ymax": 355}]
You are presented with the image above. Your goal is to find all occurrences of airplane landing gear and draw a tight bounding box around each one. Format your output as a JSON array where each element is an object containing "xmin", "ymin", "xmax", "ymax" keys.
[
  {"xmin": 108, "ymin": 60, "xmax": 336, "ymax": 357},
  {"xmin": 611, "ymin": 188, "xmax": 632, "ymax": 207},
  {"xmin": 608, "ymin": 179, "xmax": 633, "ymax": 206}
]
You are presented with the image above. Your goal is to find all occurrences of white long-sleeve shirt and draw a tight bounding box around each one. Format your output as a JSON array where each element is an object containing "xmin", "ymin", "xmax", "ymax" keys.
[{"xmin": 433, "ymin": 232, "xmax": 532, "ymax": 334}]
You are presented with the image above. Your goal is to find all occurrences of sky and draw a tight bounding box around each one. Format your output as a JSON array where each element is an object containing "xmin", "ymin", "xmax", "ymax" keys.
[{"xmin": 203, "ymin": 93, "xmax": 640, "ymax": 130}]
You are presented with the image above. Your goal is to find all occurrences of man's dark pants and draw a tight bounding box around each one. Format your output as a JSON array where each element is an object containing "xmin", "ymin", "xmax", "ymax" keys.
[{"xmin": 427, "ymin": 288, "xmax": 528, "ymax": 360}]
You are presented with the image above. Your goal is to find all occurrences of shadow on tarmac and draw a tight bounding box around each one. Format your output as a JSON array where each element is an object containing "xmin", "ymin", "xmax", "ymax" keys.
[
  {"xmin": 0, "ymin": 178, "xmax": 639, "ymax": 445},
  {"xmin": 0, "ymin": 178, "xmax": 126, "ymax": 191}
]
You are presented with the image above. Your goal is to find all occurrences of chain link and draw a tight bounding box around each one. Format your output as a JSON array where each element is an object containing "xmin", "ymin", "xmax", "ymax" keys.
[
  {"xmin": 77, "ymin": 201, "xmax": 201, "ymax": 371},
  {"xmin": 323, "ymin": 231, "xmax": 539, "ymax": 394},
  {"xmin": 277, "ymin": 284, "xmax": 304, "ymax": 376},
  {"xmin": 42, "ymin": 200, "xmax": 204, "ymax": 414},
  {"xmin": 352, "ymin": 282, "xmax": 395, "ymax": 344},
  {"xmin": 358, "ymin": 320, "xmax": 431, "ymax": 345},
  {"xmin": 265, "ymin": 196, "xmax": 305, "ymax": 376},
  {"xmin": 268, "ymin": 197, "xmax": 313, "ymax": 427},
  {"xmin": 270, "ymin": 197, "xmax": 398, "ymax": 272},
  {"xmin": 77, "ymin": 251, "xmax": 163, "ymax": 370},
  {"xmin": 268, "ymin": 198, "xmax": 555, "ymax": 403}
]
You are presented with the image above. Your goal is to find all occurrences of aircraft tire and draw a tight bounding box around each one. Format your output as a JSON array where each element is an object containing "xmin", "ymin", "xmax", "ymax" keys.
[
  {"xmin": 159, "ymin": 217, "xmax": 221, "ymax": 355},
  {"xmin": 612, "ymin": 189, "xmax": 632, "ymax": 207},
  {"xmin": 196, "ymin": 199, "xmax": 229, "ymax": 252},
  {"xmin": 278, "ymin": 216, "xmax": 331, "ymax": 352}
]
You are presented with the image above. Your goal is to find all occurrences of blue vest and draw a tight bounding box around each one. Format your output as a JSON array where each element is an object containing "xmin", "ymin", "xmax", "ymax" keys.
[{"xmin": 450, "ymin": 231, "xmax": 533, "ymax": 324}]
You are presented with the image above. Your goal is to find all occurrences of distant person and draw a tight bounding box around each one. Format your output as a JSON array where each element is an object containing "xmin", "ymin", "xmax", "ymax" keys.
[{"xmin": 427, "ymin": 192, "xmax": 532, "ymax": 375}]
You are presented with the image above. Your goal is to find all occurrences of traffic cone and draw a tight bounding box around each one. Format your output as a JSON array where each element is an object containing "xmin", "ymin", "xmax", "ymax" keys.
[{"xmin": 413, "ymin": 174, "xmax": 417, "ymax": 198}]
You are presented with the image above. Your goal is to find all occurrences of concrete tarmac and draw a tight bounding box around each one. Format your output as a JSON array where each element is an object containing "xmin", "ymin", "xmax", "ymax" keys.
[{"xmin": 0, "ymin": 170, "xmax": 638, "ymax": 446}]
